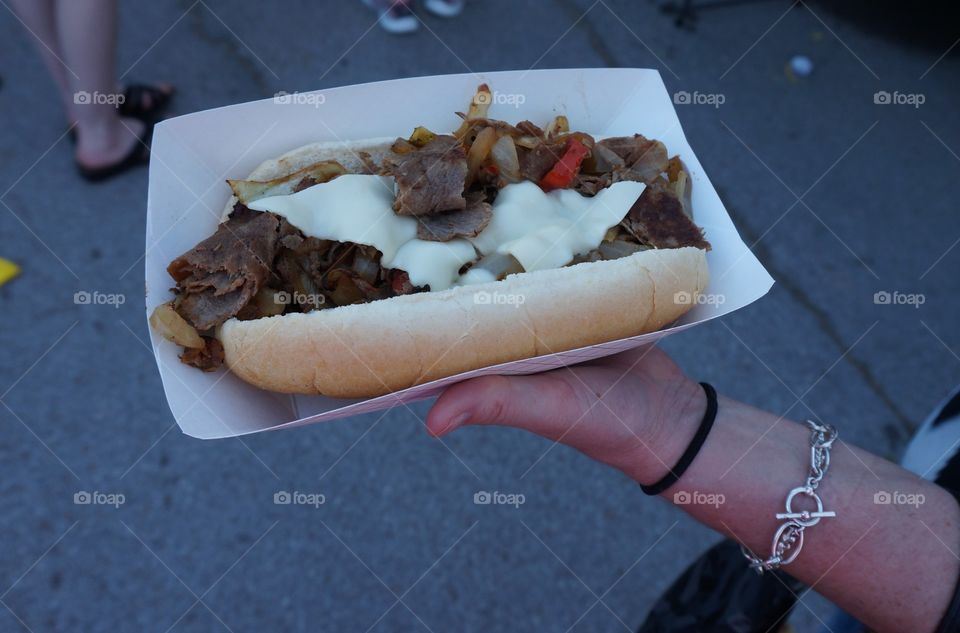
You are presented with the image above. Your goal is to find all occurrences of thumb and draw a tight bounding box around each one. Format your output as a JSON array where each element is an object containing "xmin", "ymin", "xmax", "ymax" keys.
[{"xmin": 426, "ymin": 372, "xmax": 582, "ymax": 439}]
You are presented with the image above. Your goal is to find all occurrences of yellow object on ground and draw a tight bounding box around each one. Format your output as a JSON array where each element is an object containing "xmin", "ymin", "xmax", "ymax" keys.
[{"xmin": 0, "ymin": 258, "xmax": 21, "ymax": 287}]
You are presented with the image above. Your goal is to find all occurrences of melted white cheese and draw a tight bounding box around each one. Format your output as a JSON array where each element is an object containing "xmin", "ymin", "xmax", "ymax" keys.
[
  {"xmin": 250, "ymin": 175, "xmax": 411, "ymax": 261},
  {"xmin": 458, "ymin": 267, "xmax": 497, "ymax": 286},
  {"xmin": 390, "ymin": 239, "xmax": 477, "ymax": 292},
  {"xmin": 249, "ymin": 174, "xmax": 475, "ymax": 290},
  {"xmin": 248, "ymin": 174, "xmax": 645, "ymax": 291},
  {"xmin": 469, "ymin": 180, "xmax": 647, "ymax": 273}
]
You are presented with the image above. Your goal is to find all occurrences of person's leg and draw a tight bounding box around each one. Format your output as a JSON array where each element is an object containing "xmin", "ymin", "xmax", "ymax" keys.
[
  {"xmin": 7, "ymin": 0, "xmax": 75, "ymax": 117},
  {"xmin": 54, "ymin": 0, "xmax": 146, "ymax": 169}
]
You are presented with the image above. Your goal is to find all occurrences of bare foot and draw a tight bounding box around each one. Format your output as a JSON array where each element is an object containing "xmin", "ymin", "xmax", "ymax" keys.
[
  {"xmin": 75, "ymin": 116, "xmax": 147, "ymax": 170},
  {"xmin": 68, "ymin": 83, "xmax": 174, "ymax": 130}
]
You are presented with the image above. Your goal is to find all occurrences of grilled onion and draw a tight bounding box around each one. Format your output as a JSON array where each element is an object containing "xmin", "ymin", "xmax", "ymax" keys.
[
  {"xmin": 545, "ymin": 115, "xmax": 570, "ymax": 139},
  {"xmin": 227, "ymin": 160, "xmax": 346, "ymax": 204},
  {"xmin": 470, "ymin": 252, "xmax": 524, "ymax": 280},
  {"xmin": 453, "ymin": 84, "xmax": 493, "ymax": 138},
  {"xmin": 466, "ymin": 126, "xmax": 498, "ymax": 186},
  {"xmin": 490, "ymin": 135, "xmax": 521, "ymax": 183},
  {"xmin": 150, "ymin": 303, "xmax": 205, "ymax": 349}
]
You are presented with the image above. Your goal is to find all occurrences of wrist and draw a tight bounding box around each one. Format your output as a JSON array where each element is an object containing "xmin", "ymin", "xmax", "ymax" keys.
[{"xmin": 625, "ymin": 376, "xmax": 708, "ymax": 487}]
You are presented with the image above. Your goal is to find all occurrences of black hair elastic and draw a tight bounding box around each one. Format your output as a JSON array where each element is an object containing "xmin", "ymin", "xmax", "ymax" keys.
[{"xmin": 640, "ymin": 382, "xmax": 718, "ymax": 496}]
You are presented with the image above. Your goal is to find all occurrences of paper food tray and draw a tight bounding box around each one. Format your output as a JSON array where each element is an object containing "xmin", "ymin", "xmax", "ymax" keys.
[{"xmin": 145, "ymin": 68, "xmax": 773, "ymax": 439}]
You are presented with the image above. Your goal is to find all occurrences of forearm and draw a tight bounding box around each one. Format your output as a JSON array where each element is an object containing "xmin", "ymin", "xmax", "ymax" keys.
[
  {"xmin": 426, "ymin": 349, "xmax": 960, "ymax": 630},
  {"xmin": 631, "ymin": 396, "xmax": 960, "ymax": 633}
]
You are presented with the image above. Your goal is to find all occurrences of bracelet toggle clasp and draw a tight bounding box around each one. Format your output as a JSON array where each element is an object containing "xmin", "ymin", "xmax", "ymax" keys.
[{"xmin": 775, "ymin": 486, "xmax": 835, "ymax": 528}]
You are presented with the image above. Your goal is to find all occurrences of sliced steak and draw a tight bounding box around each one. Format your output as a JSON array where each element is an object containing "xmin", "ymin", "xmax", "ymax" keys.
[
  {"xmin": 585, "ymin": 142, "xmax": 625, "ymax": 174},
  {"xmin": 621, "ymin": 184, "xmax": 710, "ymax": 250},
  {"xmin": 180, "ymin": 338, "xmax": 225, "ymax": 372},
  {"xmin": 516, "ymin": 120, "xmax": 546, "ymax": 138},
  {"xmin": 518, "ymin": 142, "xmax": 563, "ymax": 182},
  {"xmin": 385, "ymin": 135, "xmax": 467, "ymax": 216},
  {"xmin": 598, "ymin": 135, "xmax": 668, "ymax": 184},
  {"xmin": 168, "ymin": 205, "xmax": 286, "ymax": 331},
  {"xmin": 416, "ymin": 193, "xmax": 492, "ymax": 242},
  {"xmin": 573, "ymin": 173, "xmax": 612, "ymax": 197}
]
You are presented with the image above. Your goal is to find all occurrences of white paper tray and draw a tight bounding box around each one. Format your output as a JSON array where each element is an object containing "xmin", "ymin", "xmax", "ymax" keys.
[{"xmin": 145, "ymin": 68, "xmax": 773, "ymax": 439}]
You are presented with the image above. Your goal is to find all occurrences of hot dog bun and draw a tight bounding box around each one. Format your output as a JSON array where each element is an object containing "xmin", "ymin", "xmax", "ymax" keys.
[
  {"xmin": 220, "ymin": 245, "xmax": 707, "ymax": 397},
  {"xmin": 216, "ymin": 138, "xmax": 709, "ymax": 398},
  {"xmin": 220, "ymin": 138, "xmax": 395, "ymax": 221}
]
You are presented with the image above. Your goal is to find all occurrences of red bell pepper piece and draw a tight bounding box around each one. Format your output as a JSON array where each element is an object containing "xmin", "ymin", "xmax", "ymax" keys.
[
  {"xmin": 391, "ymin": 270, "xmax": 414, "ymax": 295},
  {"xmin": 539, "ymin": 138, "xmax": 590, "ymax": 192}
]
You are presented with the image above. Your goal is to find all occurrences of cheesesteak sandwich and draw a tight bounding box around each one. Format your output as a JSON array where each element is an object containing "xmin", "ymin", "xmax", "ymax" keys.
[{"xmin": 149, "ymin": 84, "xmax": 710, "ymax": 398}]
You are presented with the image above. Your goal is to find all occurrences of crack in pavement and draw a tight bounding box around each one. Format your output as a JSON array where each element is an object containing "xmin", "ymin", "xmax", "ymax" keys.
[
  {"xmin": 553, "ymin": 0, "xmax": 620, "ymax": 67},
  {"xmin": 181, "ymin": 0, "xmax": 273, "ymax": 96},
  {"xmin": 722, "ymin": 197, "xmax": 912, "ymax": 450}
]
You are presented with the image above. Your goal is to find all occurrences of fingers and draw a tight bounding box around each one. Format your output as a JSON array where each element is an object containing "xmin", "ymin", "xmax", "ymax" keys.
[
  {"xmin": 584, "ymin": 343, "xmax": 659, "ymax": 369},
  {"xmin": 426, "ymin": 372, "xmax": 582, "ymax": 440}
]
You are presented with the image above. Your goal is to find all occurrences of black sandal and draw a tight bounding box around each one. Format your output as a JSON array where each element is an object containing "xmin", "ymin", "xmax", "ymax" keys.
[
  {"xmin": 68, "ymin": 83, "xmax": 174, "ymax": 143},
  {"xmin": 118, "ymin": 83, "xmax": 175, "ymax": 121},
  {"xmin": 76, "ymin": 122, "xmax": 153, "ymax": 183}
]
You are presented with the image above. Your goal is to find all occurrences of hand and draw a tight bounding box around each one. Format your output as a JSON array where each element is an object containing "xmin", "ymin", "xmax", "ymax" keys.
[{"xmin": 426, "ymin": 345, "xmax": 707, "ymax": 484}]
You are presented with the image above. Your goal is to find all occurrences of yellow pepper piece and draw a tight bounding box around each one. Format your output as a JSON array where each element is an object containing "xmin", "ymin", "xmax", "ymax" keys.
[{"xmin": 0, "ymin": 258, "xmax": 21, "ymax": 286}]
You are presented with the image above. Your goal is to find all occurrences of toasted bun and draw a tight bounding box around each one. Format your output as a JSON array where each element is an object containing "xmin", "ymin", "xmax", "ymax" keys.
[
  {"xmin": 220, "ymin": 246, "xmax": 708, "ymax": 397},
  {"xmin": 219, "ymin": 137, "xmax": 396, "ymax": 221},
  {"xmin": 216, "ymin": 137, "xmax": 709, "ymax": 398}
]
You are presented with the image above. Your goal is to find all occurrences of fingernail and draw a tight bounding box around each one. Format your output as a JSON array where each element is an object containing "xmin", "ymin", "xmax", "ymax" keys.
[{"xmin": 437, "ymin": 412, "xmax": 470, "ymax": 436}]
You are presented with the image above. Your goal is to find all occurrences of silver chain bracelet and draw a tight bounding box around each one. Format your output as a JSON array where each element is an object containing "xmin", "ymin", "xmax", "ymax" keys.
[{"xmin": 741, "ymin": 419, "xmax": 839, "ymax": 574}]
